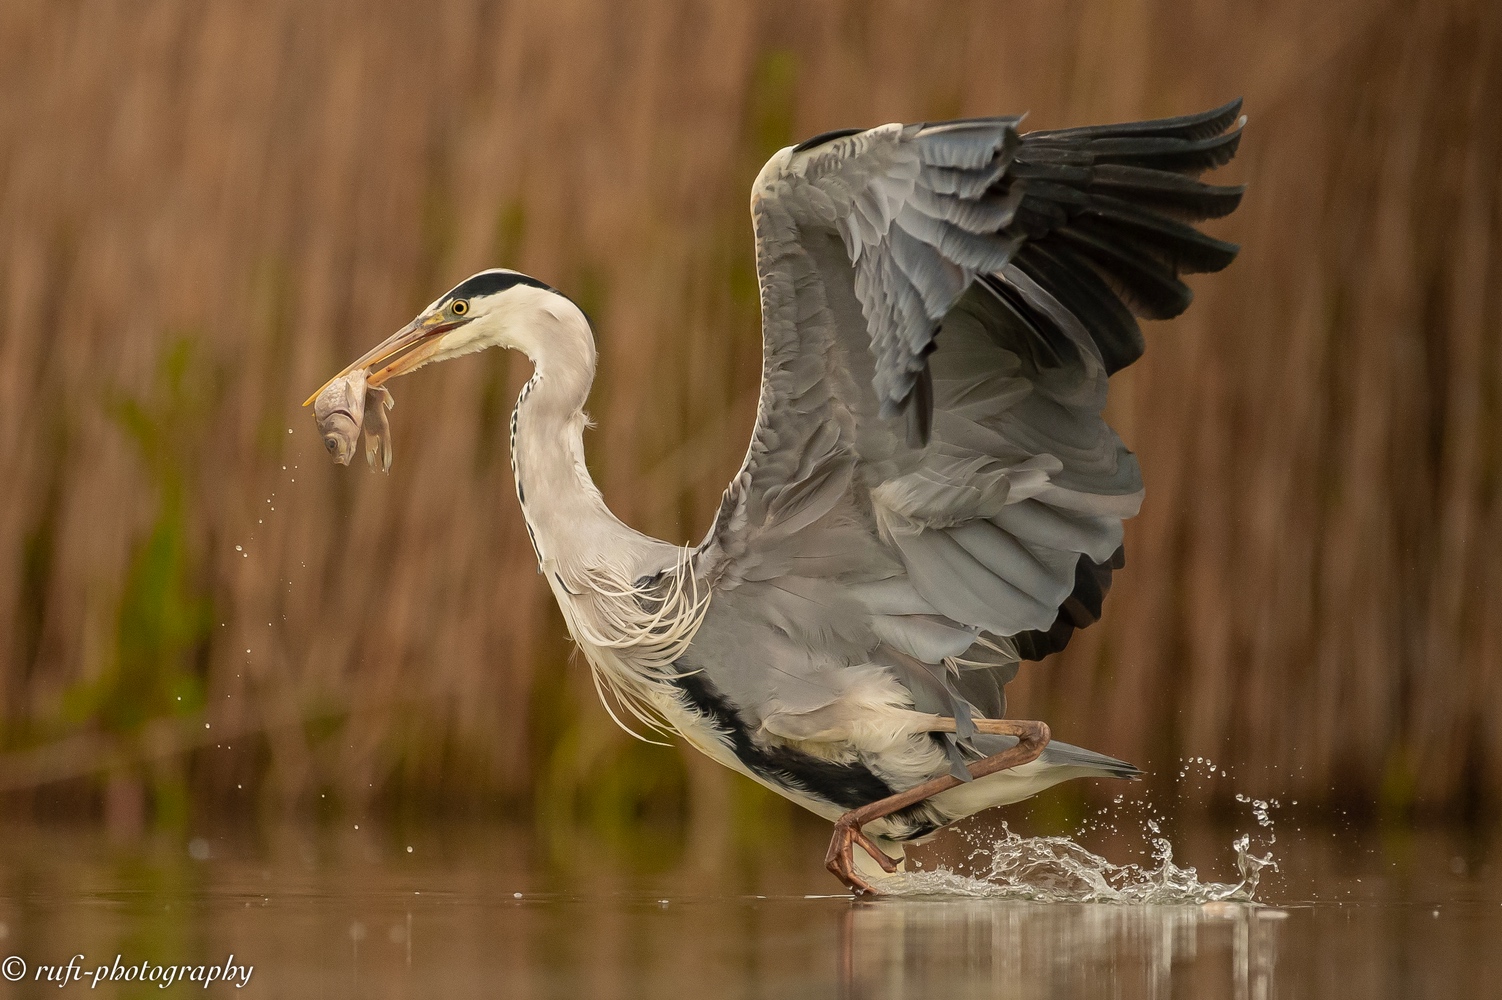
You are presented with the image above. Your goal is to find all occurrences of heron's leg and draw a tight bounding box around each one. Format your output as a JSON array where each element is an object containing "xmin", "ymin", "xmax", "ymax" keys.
[{"xmin": 824, "ymin": 719, "xmax": 1050, "ymax": 896}]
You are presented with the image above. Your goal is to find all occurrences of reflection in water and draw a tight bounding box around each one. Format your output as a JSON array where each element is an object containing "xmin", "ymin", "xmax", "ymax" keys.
[
  {"xmin": 844, "ymin": 899, "xmax": 1283, "ymax": 1000},
  {"xmin": 847, "ymin": 806, "xmax": 1283, "ymax": 996},
  {"xmin": 0, "ymin": 820, "xmax": 1496, "ymax": 999}
]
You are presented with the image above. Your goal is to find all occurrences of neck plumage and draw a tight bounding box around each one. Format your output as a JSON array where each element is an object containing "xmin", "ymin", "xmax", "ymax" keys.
[
  {"xmin": 505, "ymin": 303, "xmax": 661, "ymax": 580},
  {"xmin": 502, "ymin": 296, "xmax": 708, "ymax": 720}
]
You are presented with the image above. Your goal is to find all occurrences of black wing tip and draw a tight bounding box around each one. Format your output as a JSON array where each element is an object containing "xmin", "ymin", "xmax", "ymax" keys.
[
  {"xmin": 1130, "ymin": 96, "xmax": 1244, "ymax": 140},
  {"xmin": 1089, "ymin": 167, "xmax": 1246, "ymax": 222},
  {"xmin": 1022, "ymin": 101, "xmax": 1245, "ymax": 178},
  {"xmin": 1086, "ymin": 125, "xmax": 1244, "ymax": 176},
  {"xmin": 1219, "ymin": 182, "xmax": 1248, "ymax": 207},
  {"xmin": 1024, "ymin": 97, "xmax": 1245, "ymax": 144},
  {"xmin": 1006, "ymin": 96, "xmax": 1245, "ymax": 331},
  {"xmin": 1193, "ymin": 96, "xmax": 1245, "ymax": 137}
]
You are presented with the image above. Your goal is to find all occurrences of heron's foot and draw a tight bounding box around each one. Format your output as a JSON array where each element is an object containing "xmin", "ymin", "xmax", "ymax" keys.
[
  {"xmin": 819, "ymin": 718, "xmax": 1051, "ymax": 894},
  {"xmin": 825, "ymin": 815, "xmax": 900, "ymax": 896}
]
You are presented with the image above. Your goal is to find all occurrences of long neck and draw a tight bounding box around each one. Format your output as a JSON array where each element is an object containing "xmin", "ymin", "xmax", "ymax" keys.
[{"xmin": 506, "ymin": 303, "xmax": 659, "ymax": 579}]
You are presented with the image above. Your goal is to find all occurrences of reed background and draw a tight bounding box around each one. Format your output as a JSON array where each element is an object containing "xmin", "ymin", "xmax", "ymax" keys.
[{"xmin": 0, "ymin": 0, "xmax": 1498, "ymax": 839}]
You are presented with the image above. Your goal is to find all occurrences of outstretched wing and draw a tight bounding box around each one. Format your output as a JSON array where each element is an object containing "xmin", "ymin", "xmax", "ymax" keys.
[{"xmin": 689, "ymin": 102, "xmax": 1243, "ymax": 769}]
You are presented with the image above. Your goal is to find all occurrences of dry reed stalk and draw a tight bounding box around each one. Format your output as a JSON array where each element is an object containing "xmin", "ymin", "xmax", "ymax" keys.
[{"xmin": 0, "ymin": 0, "xmax": 1496, "ymax": 821}]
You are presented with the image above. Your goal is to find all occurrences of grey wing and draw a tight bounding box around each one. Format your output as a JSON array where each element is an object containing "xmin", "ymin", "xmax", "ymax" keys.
[{"xmin": 689, "ymin": 102, "xmax": 1244, "ymax": 767}]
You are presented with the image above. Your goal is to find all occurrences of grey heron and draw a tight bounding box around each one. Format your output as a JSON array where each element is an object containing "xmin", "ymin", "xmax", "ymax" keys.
[{"xmin": 307, "ymin": 100, "xmax": 1245, "ymax": 894}]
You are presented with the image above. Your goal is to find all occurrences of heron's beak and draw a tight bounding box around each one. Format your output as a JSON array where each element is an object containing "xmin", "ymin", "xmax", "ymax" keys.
[{"xmin": 302, "ymin": 312, "xmax": 467, "ymax": 406}]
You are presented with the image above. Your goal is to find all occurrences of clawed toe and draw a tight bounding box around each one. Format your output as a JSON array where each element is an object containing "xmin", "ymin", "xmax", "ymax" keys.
[
  {"xmin": 825, "ymin": 818, "xmax": 891, "ymax": 896},
  {"xmin": 852, "ymin": 829, "xmax": 899, "ymax": 873}
]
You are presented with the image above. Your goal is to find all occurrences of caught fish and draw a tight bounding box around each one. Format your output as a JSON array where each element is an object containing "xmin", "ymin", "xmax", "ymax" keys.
[
  {"xmin": 313, "ymin": 371, "xmax": 365, "ymax": 465},
  {"xmin": 313, "ymin": 370, "xmax": 396, "ymax": 471}
]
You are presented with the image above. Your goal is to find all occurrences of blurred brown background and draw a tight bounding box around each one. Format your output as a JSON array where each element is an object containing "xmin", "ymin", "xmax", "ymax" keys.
[{"xmin": 0, "ymin": 0, "xmax": 1498, "ymax": 837}]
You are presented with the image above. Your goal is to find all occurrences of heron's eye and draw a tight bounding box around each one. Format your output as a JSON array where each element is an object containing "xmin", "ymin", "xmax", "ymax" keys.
[{"xmin": 451, "ymin": 299, "xmax": 469, "ymax": 316}]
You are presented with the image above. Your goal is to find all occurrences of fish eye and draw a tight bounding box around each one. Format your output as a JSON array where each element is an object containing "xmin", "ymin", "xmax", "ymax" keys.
[
  {"xmin": 451, "ymin": 299, "xmax": 468, "ymax": 316},
  {"xmin": 324, "ymin": 437, "xmax": 338, "ymax": 453}
]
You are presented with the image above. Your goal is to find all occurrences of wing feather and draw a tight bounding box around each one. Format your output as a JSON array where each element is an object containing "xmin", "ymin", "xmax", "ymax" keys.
[{"xmin": 685, "ymin": 102, "xmax": 1243, "ymax": 757}]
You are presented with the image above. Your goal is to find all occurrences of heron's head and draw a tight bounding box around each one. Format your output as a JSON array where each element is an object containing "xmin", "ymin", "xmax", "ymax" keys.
[{"xmin": 303, "ymin": 269, "xmax": 577, "ymax": 405}]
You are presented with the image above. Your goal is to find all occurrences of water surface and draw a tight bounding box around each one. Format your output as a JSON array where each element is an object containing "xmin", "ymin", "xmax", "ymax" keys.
[{"xmin": 0, "ymin": 818, "xmax": 1495, "ymax": 998}]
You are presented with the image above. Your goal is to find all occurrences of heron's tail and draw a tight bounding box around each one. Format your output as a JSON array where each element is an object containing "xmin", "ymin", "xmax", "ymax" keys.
[
  {"xmin": 969, "ymin": 733, "xmax": 1142, "ymax": 780},
  {"xmin": 1037, "ymin": 739, "xmax": 1143, "ymax": 780}
]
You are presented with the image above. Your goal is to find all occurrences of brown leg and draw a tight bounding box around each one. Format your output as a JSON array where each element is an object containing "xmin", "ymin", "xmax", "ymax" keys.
[{"xmin": 824, "ymin": 719, "xmax": 1050, "ymax": 895}]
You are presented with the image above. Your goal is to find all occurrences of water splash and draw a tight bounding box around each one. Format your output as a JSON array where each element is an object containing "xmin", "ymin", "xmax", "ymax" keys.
[
  {"xmin": 885, "ymin": 822, "xmax": 1273, "ymax": 902},
  {"xmin": 876, "ymin": 756, "xmax": 1280, "ymax": 902}
]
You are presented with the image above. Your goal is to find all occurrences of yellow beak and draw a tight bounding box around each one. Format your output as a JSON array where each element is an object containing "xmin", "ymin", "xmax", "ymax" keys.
[{"xmin": 302, "ymin": 312, "xmax": 465, "ymax": 406}]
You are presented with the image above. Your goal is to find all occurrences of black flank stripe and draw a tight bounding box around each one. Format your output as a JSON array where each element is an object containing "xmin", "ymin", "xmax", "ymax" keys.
[{"xmin": 673, "ymin": 673, "xmax": 893, "ymax": 811}]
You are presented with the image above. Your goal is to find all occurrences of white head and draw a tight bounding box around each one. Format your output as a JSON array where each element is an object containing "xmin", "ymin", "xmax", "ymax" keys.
[{"xmin": 304, "ymin": 269, "xmax": 591, "ymax": 405}]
